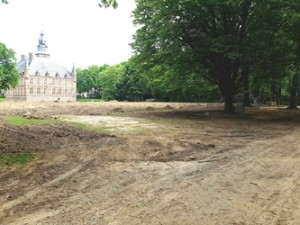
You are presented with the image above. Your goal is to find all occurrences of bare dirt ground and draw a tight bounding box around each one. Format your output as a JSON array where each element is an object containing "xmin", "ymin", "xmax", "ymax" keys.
[{"xmin": 0, "ymin": 101, "xmax": 300, "ymax": 225}]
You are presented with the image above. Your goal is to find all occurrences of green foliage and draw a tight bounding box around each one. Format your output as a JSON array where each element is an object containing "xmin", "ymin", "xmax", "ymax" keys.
[
  {"xmin": 246, "ymin": 1, "xmax": 300, "ymax": 105},
  {"xmin": 97, "ymin": 64, "xmax": 125, "ymax": 100},
  {"xmin": 115, "ymin": 58, "xmax": 152, "ymax": 101},
  {"xmin": 131, "ymin": 0, "xmax": 300, "ymax": 112},
  {"xmin": 98, "ymin": 0, "xmax": 118, "ymax": 8},
  {"xmin": 78, "ymin": 57, "xmax": 220, "ymax": 102},
  {"xmin": 66, "ymin": 120, "xmax": 111, "ymax": 134},
  {"xmin": 0, "ymin": 152, "xmax": 35, "ymax": 166},
  {"xmin": 0, "ymin": 43, "xmax": 19, "ymax": 91},
  {"xmin": 140, "ymin": 62, "xmax": 219, "ymax": 102},
  {"xmin": 77, "ymin": 98, "xmax": 104, "ymax": 102},
  {"xmin": 4, "ymin": 116, "xmax": 58, "ymax": 127},
  {"xmin": 76, "ymin": 65, "xmax": 108, "ymax": 97},
  {"xmin": 2, "ymin": 0, "xmax": 117, "ymax": 7}
]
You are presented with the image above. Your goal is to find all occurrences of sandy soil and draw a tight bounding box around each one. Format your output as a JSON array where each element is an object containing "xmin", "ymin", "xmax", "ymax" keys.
[{"xmin": 0, "ymin": 101, "xmax": 300, "ymax": 225}]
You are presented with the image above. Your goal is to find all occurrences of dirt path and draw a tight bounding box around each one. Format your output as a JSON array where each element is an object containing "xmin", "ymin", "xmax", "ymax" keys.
[{"xmin": 0, "ymin": 102, "xmax": 300, "ymax": 224}]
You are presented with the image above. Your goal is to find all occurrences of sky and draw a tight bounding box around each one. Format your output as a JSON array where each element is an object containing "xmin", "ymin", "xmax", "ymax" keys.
[{"xmin": 0, "ymin": 0, "xmax": 136, "ymax": 69}]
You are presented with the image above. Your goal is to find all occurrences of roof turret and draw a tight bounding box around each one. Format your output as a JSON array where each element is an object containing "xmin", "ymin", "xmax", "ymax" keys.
[
  {"xmin": 36, "ymin": 32, "xmax": 50, "ymax": 57},
  {"xmin": 72, "ymin": 63, "xmax": 76, "ymax": 75}
]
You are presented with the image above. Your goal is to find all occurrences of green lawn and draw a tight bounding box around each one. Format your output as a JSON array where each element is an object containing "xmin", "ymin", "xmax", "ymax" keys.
[
  {"xmin": 4, "ymin": 115, "xmax": 58, "ymax": 127},
  {"xmin": 0, "ymin": 152, "xmax": 35, "ymax": 166}
]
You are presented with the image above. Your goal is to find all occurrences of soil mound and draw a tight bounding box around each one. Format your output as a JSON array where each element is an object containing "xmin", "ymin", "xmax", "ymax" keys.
[{"xmin": 0, "ymin": 122, "xmax": 114, "ymax": 154}]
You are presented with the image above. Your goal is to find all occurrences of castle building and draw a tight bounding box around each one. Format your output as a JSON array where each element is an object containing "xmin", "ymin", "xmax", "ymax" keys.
[{"xmin": 5, "ymin": 32, "xmax": 76, "ymax": 102}]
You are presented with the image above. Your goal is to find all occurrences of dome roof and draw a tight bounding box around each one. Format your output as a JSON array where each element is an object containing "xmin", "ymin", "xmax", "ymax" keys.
[
  {"xmin": 17, "ymin": 32, "xmax": 73, "ymax": 78},
  {"xmin": 17, "ymin": 56, "xmax": 72, "ymax": 78}
]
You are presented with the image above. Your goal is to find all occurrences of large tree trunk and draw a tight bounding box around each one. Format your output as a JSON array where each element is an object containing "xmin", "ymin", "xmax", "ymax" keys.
[
  {"xmin": 219, "ymin": 78, "xmax": 235, "ymax": 114},
  {"xmin": 215, "ymin": 57, "xmax": 238, "ymax": 114},
  {"xmin": 224, "ymin": 95, "xmax": 235, "ymax": 113},
  {"xmin": 274, "ymin": 87, "xmax": 281, "ymax": 105},
  {"xmin": 287, "ymin": 74, "xmax": 298, "ymax": 109},
  {"xmin": 271, "ymin": 81, "xmax": 281, "ymax": 106}
]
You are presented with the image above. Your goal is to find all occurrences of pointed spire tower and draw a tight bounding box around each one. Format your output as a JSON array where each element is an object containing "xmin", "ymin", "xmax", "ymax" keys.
[
  {"xmin": 71, "ymin": 63, "xmax": 76, "ymax": 75},
  {"xmin": 71, "ymin": 63, "xmax": 77, "ymax": 83},
  {"xmin": 36, "ymin": 31, "xmax": 50, "ymax": 58}
]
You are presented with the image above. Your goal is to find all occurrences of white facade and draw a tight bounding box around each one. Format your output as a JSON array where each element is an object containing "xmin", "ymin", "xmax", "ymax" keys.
[{"xmin": 5, "ymin": 32, "xmax": 76, "ymax": 102}]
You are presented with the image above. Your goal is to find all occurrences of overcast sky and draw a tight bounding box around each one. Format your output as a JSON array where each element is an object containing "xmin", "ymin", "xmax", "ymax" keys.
[{"xmin": 0, "ymin": 0, "xmax": 136, "ymax": 69}]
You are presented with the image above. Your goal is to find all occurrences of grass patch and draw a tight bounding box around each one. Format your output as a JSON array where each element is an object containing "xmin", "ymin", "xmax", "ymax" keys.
[
  {"xmin": 77, "ymin": 98, "xmax": 104, "ymax": 102},
  {"xmin": 0, "ymin": 152, "xmax": 35, "ymax": 166},
  {"xmin": 66, "ymin": 121, "xmax": 112, "ymax": 134},
  {"xmin": 4, "ymin": 116, "xmax": 112, "ymax": 134},
  {"xmin": 4, "ymin": 115, "xmax": 59, "ymax": 127},
  {"xmin": 0, "ymin": 97, "xmax": 6, "ymax": 102}
]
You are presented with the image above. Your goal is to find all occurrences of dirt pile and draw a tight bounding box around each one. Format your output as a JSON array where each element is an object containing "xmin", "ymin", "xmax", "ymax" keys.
[{"xmin": 0, "ymin": 122, "xmax": 115, "ymax": 154}]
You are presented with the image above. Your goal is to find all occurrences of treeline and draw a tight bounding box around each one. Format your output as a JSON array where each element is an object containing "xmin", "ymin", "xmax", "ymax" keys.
[
  {"xmin": 76, "ymin": 55, "xmax": 297, "ymax": 105},
  {"xmin": 76, "ymin": 57, "xmax": 219, "ymax": 102},
  {"xmin": 77, "ymin": 0, "xmax": 300, "ymax": 113}
]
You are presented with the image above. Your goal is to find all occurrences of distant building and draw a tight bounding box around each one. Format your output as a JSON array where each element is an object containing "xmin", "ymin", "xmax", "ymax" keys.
[{"xmin": 5, "ymin": 32, "xmax": 76, "ymax": 102}]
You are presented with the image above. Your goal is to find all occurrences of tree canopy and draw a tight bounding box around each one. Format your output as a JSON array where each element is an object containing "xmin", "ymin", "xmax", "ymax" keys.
[
  {"xmin": 77, "ymin": 65, "xmax": 109, "ymax": 97},
  {"xmin": 98, "ymin": 0, "xmax": 118, "ymax": 8},
  {"xmin": 0, "ymin": 43, "xmax": 19, "ymax": 91},
  {"xmin": 131, "ymin": 0, "xmax": 300, "ymax": 112}
]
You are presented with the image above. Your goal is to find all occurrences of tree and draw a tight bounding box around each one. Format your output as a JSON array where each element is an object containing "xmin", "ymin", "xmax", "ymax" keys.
[
  {"xmin": 98, "ymin": 64, "xmax": 125, "ymax": 100},
  {"xmin": 287, "ymin": 72, "xmax": 299, "ymax": 109},
  {"xmin": 2, "ymin": 0, "xmax": 117, "ymax": 7},
  {"xmin": 0, "ymin": 43, "xmax": 19, "ymax": 91},
  {"xmin": 115, "ymin": 58, "xmax": 152, "ymax": 101},
  {"xmin": 286, "ymin": 5, "xmax": 300, "ymax": 109},
  {"xmin": 132, "ymin": 61, "xmax": 219, "ymax": 102},
  {"xmin": 98, "ymin": 0, "xmax": 118, "ymax": 8},
  {"xmin": 131, "ymin": 0, "xmax": 299, "ymax": 113},
  {"xmin": 77, "ymin": 65, "xmax": 108, "ymax": 98}
]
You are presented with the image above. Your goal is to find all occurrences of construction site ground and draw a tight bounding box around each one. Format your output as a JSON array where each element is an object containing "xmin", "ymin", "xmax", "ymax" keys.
[{"xmin": 0, "ymin": 101, "xmax": 300, "ymax": 225}]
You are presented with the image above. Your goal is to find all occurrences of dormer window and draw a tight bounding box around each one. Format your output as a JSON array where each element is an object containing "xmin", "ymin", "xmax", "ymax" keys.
[
  {"xmin": 56, "ymin": 72, "xmax": 59, "ymax": 77},
  {"xmin": 45, "ymin": 72, "xmax": 50, "ymax": 76},
  {"xmin": 35, "ymin": 71, "xmax": 40, "ymax": 76}
]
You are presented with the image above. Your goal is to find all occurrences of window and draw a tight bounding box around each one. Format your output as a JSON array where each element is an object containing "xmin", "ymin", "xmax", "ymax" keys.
[
  {"xmin": 37, "ymin": 87, "xmax": 41, "ymax": 95},
  {"xmin": 30, "ymin": 88, "xmax": 33, "ymax": 94},
  {"xmin": 52, "ymin": 88, "xmax": 55, "ymax": 95}
]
